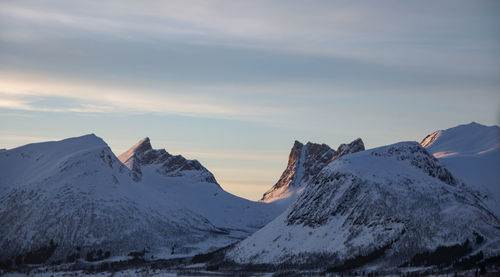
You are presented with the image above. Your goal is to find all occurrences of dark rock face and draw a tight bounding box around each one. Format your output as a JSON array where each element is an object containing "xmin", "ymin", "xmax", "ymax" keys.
[
  {"xmin": 118, "ymin": 138, "xmax": 219, "ymax": 184},
  {"xmin": 261, "ymin": 138, "xmax": 365, "ymax": 202},
  {"xmin": 334, "ymin": 138, "xmax": 365, "ymax": 159},
  {"xmin": 286, "ymin": 172, "xmax": 365, "ymax": 228}
]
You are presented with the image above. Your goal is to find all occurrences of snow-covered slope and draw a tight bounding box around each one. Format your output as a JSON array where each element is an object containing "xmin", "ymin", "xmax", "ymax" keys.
[
  {"xmin": 227, "ymin": 142, "xmax": 500, "ymax": 268},
  {"xmin": 260, "ymin": 138, "xmax": 364, "ymax": 204},
  {"xmin": 118, "ymin": 137, "xmax": 281, "ymax": 233},
  {"xmin": 421, "ymin": 122, "xmax": 500, "ymax": 216},
  {"xmin": 0, "ymin": 135, "xmax": 280, "ymax": 264}
]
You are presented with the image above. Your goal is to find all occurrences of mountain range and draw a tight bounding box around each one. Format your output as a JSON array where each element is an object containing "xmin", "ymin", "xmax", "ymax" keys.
[{"xmin": 0, "ymin": 121, "xmax": 498, "ymax": 274}]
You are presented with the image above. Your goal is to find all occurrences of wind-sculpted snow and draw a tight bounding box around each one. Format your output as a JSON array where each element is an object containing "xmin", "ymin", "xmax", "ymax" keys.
[
  {"xmin": 260, "ymin": 138, "xmax": 364, "ymax": 204},
  {"xmin": 0, "ymin": 135, "xmax": 281, "ymax": 264},
  {"xmin": 227, "ymin": 142, "xmax": 500, "ymax": 267}
]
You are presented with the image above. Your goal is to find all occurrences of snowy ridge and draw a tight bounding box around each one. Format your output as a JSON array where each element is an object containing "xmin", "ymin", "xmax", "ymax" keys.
[
  {"xmin": 421, "ymin": 122, "xmax": 500, "ymax": 157},
  {"xmin": 118, "ymin": 137, "xmax": 218, "ymax": 184},
  {"xmin": 421, "ymin": 122, "xmax": 500, "ymax": 216},
  {"xmin": 260, "ymin": 138, "xmax": 364, "ymax": 204},
  {"xmin": 0, "ymin": 134, "xmax": 126, "ymax": 194},
  {"xmin": 227, "ymin": 142, "xmax": 500, "ymax": 267},
  {"xmin": 0, "ymin": 135, "xmax": 281, "ymax": 264}
]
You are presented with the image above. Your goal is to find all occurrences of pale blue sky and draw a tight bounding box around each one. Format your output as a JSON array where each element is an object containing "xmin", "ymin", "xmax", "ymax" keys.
[{"xmin": 1, "ymin": 0, "xmax": 499, "ymax": 200}]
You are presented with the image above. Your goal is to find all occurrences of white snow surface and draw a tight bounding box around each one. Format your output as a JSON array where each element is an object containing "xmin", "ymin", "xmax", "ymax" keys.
[
  {"xmin": 421, "ymin": 122, "xmax": 500, "ymax": 216},
  {"xmin": 227, "ymin": 142, "xmax": 500, "ymax": 266},
  {"xmin": 0, "ymin": 134, "xmax": 281, "ymax": 262}
]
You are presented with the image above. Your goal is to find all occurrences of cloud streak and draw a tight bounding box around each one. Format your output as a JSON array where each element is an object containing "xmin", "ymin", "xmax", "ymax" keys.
[
  {"xmin": 0, "ymin": 74, "xmax": 250, "ymax": 117},
  {"xmin": 2, "ymin": 0, "xmax": 498, "ymax": 69}
]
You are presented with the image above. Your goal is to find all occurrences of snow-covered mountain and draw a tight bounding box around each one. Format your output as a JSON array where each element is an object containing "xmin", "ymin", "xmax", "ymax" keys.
[
  {"xmin": 260, "ymin": 138, "xmax": 364, "ymax": 204},
  {"xmin": 421, "ymin": 122, "xmax": 500, "ymax": 216},
  {"xmin": 0, "ymin": 135, "xmax": 280, "ymax": 265},
  {"xmin": 118, "ymin": 137, "xmax": 217, "ymax": 184},
  {"xmin": 227, "ymin": 142, "xmax": 500, "ymax": 269}
]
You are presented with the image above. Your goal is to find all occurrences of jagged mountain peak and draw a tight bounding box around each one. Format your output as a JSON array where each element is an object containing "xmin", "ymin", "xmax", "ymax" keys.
[
  {"xmin": 287, "ymin": 141, "xmax": 332, "ymax": 167},
  {"xmin": 335, "ymin": 137, "xmax": 364, "ymax": 158},
  {"xmin": 132, "ymin": 137, "xmax": 153, "ymax": 153},
  {"xmin": 286, "ymin": 140, "xmax": 304, "ymax": 167},
  {"xmin": 118, "ymin": 137, "xmax": 152, "ymax": 160},
  {"xmin": 260, "ymin": 138, "xmax": 365, "ymax": 203},
  {"xmin": 118, "ymin": 138, "xmax": 218, "ymax": 185}
]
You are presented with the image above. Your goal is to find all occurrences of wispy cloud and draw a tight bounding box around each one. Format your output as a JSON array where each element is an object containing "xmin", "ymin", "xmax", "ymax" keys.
[
  {"xmin": 2, "ymin": 0, "xmax": 498, "ymax": 70},
  {"xmin": 0, "ymin": 74, "xmax": 252, "ymax": 117}
]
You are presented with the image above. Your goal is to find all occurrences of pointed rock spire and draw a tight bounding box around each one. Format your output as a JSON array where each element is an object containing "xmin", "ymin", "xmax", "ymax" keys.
[
  {"xmin": 287, "ymin": 140, "xmax": 304, "ymax": 167},
  {"xmin": 118, "ymin": 137, "xmax": 169, "ymax": 181},
  {"xmin": 132, "ymin": 137, "xmax": 152, "ymax": 154},
  {"xmin": 118, "ymin": 137, "xmax": 152, "ymax": 168}
]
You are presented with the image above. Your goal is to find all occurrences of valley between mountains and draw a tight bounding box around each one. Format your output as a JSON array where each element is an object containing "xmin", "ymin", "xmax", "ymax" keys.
[{"xmin": 1, "ymin": 122, "xmax": 499, "ymax": 276}]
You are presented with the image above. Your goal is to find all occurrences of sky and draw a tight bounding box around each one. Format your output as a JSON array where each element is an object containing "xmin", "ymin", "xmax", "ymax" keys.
[{"xmin": 1, "ymin": 0, "xmax": 499, "ymax": 200}]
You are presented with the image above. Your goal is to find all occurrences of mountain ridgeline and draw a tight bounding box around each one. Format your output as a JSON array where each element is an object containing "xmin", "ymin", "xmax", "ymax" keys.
[{"xmin": 1, "ymin": 122, "xmax": 499, "ymax": 274}]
